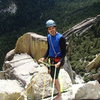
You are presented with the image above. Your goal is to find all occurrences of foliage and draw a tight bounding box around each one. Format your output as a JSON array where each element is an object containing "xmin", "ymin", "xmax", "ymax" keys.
[
  {"xmin": 67, "ymin": 20, "xmax": 100, "ymax": 76},
  {"xmin": 0, "ymin": 0, "xmax": 100, "ymax": 70},
  {"xmin": 0, "ymin": 31, "xmax": 21, "ymax": 70}
]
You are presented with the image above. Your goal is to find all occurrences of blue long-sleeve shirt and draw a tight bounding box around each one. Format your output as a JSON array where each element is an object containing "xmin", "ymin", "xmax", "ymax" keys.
[{"xmin": 44, "ymin": 36, "xmax": 66, "ymax": 63}]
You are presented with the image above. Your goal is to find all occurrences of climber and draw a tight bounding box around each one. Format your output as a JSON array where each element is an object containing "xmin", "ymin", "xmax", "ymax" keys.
[{"xmin": 38, "ymin": 19, "xmax": 66, "ymax": 100}]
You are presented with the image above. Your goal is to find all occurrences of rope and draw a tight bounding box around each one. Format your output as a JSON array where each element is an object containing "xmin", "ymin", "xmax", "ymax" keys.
[
  {"xmin": 17, "ymin": 76, "xmax": 35, "ymax": 100},
  {"xmin": 51, "ymin": 67, "xmax": 57, "ymax": 100},
  {"xmin": 41, "ymin": 62, "xmax": 57, "ymax": 100},
  {"xmin": 39, "ymin": 61, "xmax": 51, "ymax": 100},
  {"xmin": 42, "ymin": 72, "xmax": 47, "ymax": 100},
  {"xmin": 16, "ymin": 61, "xmax": 49, "ymax": 100},
  {"xmin": 16, "ymin": 60, "xmax": 56, "ymax": 100},
  {"xmin": 40, "ymin": 61, "xmax": 51, "ymax": 68},
  {"xmin": 40, "ymin": 60, "xmax": 57, "ymax": 100}
]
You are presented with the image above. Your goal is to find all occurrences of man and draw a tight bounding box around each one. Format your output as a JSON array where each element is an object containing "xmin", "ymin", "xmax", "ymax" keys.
[{"xmin": 38, "ymin": 19, "xmax": 66, "ymax": 99}]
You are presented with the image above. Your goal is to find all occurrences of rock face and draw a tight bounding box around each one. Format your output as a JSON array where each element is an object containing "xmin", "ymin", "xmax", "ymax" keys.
[
  {"xmin": 63, "ymin": 15, "xmax": 100, "ymax": 40},
  {"xmin": 63, "ymin": 56, "xmax": 74, "ymax": 83},
  {"xmin": 15, "ymin": 32, "xmax": 47, "ymax": 60}
]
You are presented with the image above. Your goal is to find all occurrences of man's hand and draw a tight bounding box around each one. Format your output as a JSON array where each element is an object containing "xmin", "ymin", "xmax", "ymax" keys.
[
  {"xmin": 38, "ymin": 58, "xmax": 45, "ymax": 63},
  {"xmin": 55, "ymin": 62, "xmax": 61, "ymax": 68}
]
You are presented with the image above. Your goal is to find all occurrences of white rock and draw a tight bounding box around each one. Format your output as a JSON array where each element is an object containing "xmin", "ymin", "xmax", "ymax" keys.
[
  {"xmin": 0, "ymin": 80, "xmax": 24, "ymax": 100},
  {"xmin": 58, "ymin": 68, "xmax": 72, "ymax": 92},
  {"xmin": 4, "ymin": 53, "xmax": 39, "ymax": 85},
  {"xmin": 75, "ymin": 80, "xmax": 100, "ymax": 99},
  {"xmin": 43, "ymin": 81, "xmax": 100, "ymax": 100}
]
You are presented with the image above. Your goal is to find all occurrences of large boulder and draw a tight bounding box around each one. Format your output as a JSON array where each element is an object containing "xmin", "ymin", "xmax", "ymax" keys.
[
  {"xmin": 3, "ymin": 53, "xmax": 72, "ymax": 100},
  {"xmin": 75, "ymin": 80, "xmax": 100, "ymax": 99},
  {"xmin": 15, "ymin": 32, "xmax": 47, "ymax": 60}
]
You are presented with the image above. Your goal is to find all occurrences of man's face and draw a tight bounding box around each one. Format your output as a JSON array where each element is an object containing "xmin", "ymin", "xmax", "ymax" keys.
[{"xmin": 48, "ymin": 26, "xmax": 56, "ymax": 36}]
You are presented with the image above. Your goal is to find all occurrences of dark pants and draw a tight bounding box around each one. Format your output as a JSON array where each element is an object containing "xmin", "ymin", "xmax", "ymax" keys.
[
  {"xmin": 49, "ymin": 66, "xmax": 60, "ymax": 79},
  {"xmin": 48, "ymin": 58, "xmax": 64, "ymax": 79}
]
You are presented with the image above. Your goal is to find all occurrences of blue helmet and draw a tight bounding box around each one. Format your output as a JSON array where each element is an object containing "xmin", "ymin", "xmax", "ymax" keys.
[{"xmin": 46, "ymin": 19, "xmax": 56, "ymax": 27}]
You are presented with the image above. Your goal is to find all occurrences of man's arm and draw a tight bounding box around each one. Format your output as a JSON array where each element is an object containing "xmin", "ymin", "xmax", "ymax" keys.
[{"xmin": 59, "ymin": 36, "xmax": 67, "ymax": 62}]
